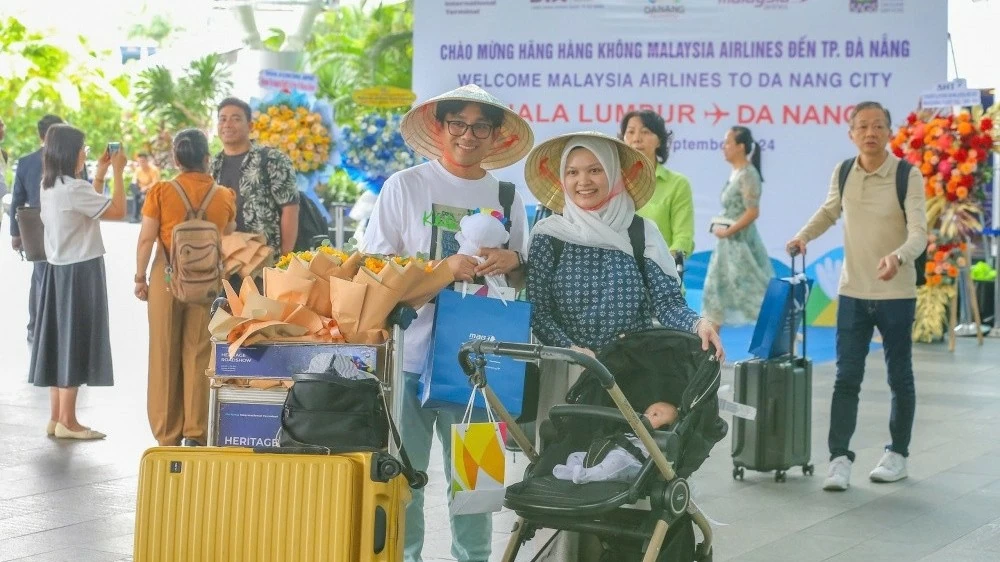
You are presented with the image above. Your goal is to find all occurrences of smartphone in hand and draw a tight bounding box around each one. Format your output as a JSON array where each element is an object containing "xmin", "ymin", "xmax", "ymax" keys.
[{"xmin": 107, "ymin": 142, "xmax": 121, "ymax": 155}]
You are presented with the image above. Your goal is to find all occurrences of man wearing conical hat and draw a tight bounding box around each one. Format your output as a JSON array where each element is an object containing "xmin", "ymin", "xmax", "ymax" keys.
[{"xmin": 362, "ymin": 84, "xmax": 534, "ymax": 562}]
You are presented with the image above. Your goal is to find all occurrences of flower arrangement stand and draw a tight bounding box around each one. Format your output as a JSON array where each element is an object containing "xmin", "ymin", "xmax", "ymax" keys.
[{"xmin": 948, "ymin": 245, "xmax": 985, "ymax": 351}]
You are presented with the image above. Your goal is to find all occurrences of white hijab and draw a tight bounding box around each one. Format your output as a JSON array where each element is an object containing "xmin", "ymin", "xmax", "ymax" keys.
[{"xmin": 531, "ymin": 136, "xmax": 679, "ymax": 279}]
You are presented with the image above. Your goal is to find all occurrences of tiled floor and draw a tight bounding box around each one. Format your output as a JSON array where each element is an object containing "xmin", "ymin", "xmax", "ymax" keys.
[{"xmin": 2, "ymin": 222, "xmax": 999, "ymax": 561}]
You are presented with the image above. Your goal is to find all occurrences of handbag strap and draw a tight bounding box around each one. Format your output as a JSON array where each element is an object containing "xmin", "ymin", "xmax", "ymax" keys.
[{"xmin": 377, "ymin": 384, "xmax": 426, "ymax": 489}]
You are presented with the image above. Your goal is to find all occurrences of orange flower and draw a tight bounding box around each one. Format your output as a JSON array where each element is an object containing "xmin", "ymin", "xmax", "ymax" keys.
[
  {"xmin": 956, "ymin": 186, "xmax": 968, "ymax": 199},
  {"xmin": 364, "ymin": 257, "xmax": 386, "ymax": 274},
  {"xmin": 957, "ymin": 112, "xmax": 971, "ymax": 123},
  {"xmin": 957, "ymin": 122, "xmax": 973, "ymax": 136},
  {"xmin": 959, "ymin": 242, "xmax": 968, "ymax": 252},
  {"xmin": 947, "ymin": 265, "xmax": 959, "ymax": 278},
  {"xmin": 959, "ymin": 161, "xmax": 977, "ymax": 175},
  {"xmin": 934, "ymin": 251, "xmax": 947, "ymax": 262},
  {"xmin": 920, "ymin": 162, "xmax": 934, "ymax": 176},
  {"xmin": 924, "ymin": 261, "xmax": 936, "ymax": 274}
]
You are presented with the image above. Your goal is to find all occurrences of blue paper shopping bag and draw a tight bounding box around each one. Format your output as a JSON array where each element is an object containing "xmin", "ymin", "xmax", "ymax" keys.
[
  {"xmin": 421, "ymin": 289, "xmax": 532, "ymax": 416},
  {"xmin": 748, "ymin": 274, "xmax": 813, "ymax": 359}
]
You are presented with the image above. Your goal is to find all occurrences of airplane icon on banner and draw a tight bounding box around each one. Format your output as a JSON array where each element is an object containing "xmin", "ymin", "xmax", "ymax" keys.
[{"xmin": 705, "ymin": 103, "xmax": 730, "ymax": 125}]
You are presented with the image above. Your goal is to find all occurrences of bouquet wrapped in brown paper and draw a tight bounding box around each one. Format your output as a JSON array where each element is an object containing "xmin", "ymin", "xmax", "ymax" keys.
[
  {"xmin": 209, "ymin": 278, "xmax": 344, "ymax": 357},
  {"xmin": 209, "ymin": 246, "xmax": 455, "ymax": 352},
  {"xmin": 221, "ymin": 232, "xmax": 274, "ymax": 278}
]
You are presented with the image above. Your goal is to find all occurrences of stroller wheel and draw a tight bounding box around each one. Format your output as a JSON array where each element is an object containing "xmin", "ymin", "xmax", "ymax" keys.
[
  {"xmin": 695, "ymin": 544, "xmax": 714, "ymax": 562},
  {"xmin": 774, "ymin": 470, "xmax": 787, "ymax": 483},
  {"xmin": 803, "ymin": 464, "xmax": 815, "ymax": 476},
  {"xmin": 732, "ymin": 466, "xmax": 744, "ymax": 481},
  {"xmin": 410, "ymin": 470, "xmax": 429, "ymax": 489}
]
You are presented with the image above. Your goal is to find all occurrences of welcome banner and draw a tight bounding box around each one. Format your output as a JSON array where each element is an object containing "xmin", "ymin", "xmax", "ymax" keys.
[{"xmin": 413, "ymin": 0, "xmax": 946, "ymax": 321}]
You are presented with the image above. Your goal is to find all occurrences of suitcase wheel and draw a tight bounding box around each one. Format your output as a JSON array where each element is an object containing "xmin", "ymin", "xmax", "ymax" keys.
[
  {"xmin": 732, "ymin": 466, "xmax": 745, "ymax": 481},
  {"xmin": 802, "ymin": 464, "xmax": 815, "ymax": 476},
  {"xmin": 774, "ymin": 470, "xmax": 787, "ymax": 483},
  {"xmin": 376, "ymin": 457, "xmax": 403, "ymax": 481}
]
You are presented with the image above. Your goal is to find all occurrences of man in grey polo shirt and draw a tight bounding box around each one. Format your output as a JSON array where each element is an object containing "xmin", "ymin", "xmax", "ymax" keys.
[{"xmin": 787, "ymin": 101, "xmax": 926, "ymax": 491}]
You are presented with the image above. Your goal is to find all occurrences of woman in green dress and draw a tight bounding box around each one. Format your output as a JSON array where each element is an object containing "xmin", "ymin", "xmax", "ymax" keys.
[
  {"xmin": 702, "ymin": 126, "xmax": 774, "ymax": 331},
  {"xmin": 620, "ymin": 110, "xmax": 695, "ymax": 263}
]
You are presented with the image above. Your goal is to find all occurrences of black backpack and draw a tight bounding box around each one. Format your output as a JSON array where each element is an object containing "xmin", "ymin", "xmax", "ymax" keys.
[
  {"xmin": 294, "ymin": 194, "xmax": 331, "ymax": 251},
  {"xmin": 837, "ymin": 158, "xmax": 926, "ymax": 286}
]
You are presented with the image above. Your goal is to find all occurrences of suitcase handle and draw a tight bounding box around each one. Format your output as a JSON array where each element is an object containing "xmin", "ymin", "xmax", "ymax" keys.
[{"xmin": 789, "ymin": 250, "xmax": 807, "ymax": 360}]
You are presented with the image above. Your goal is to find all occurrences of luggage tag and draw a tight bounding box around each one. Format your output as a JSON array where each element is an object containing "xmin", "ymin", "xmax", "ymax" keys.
[{"xmin": 716, "ymin": 385, "xmax": 758, "ymax": 421}]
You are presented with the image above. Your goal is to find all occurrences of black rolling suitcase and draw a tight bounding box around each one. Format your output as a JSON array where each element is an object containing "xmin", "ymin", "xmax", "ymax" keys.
[{"xmin": 731, "ymin": 253, "xmax": 814, "ymax": 482}]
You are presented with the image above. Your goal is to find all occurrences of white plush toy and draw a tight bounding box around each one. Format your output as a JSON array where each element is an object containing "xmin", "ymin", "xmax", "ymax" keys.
[{"xmin": 454, "ymin": 212, "xmax": 511, "ymax": 298}]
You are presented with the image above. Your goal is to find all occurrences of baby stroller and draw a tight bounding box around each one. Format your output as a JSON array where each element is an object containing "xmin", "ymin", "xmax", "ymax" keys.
[{"xmin": 459, "ymin": 328, "xmax": 727, "ymax": 561}]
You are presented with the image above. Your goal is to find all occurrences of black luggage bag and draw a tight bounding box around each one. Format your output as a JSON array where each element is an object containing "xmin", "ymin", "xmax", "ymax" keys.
[{"xmin": 731, "ymin": 253, "xmax": 814, "ymax": 482}]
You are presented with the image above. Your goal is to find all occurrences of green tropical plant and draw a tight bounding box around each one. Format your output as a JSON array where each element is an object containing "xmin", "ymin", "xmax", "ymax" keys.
[
  {"xmin": 134, "ymin": 54, "xmax": 233, "ymax": 133},
  {"xmin": 305, "ymin": 0, "xmax": 413, "ymax": 125},
  {"xmin": 132, "ymin": 54, "xmax": 233, "ymax": 170},
  {"xmin": 127, "ymin": 14, "xmax": 179, "ymax": 46},
  {"xmin": 0, "ymin": 17, "xmax": 132, "ymax": 160}
]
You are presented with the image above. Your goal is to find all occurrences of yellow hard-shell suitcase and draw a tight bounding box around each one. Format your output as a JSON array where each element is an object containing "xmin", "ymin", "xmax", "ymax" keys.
[{"xmin": 134, "ymin": 447, "xmax": 411, "ymax": 562}]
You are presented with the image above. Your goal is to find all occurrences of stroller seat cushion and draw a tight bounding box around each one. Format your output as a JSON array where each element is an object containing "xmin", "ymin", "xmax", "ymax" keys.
[{"xmin": 505, "ymin": 475, "xmax": 632, "ymax": 516}]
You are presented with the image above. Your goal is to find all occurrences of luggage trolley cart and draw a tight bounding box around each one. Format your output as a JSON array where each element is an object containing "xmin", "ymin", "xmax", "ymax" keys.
[{"xmin": 207, "ymin": 324, "xmax": 407, "ymax": 454}]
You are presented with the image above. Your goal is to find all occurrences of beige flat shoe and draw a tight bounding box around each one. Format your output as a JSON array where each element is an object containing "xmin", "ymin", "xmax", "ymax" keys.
[
  {"xmin": 54, "ymin": 423, "xmax": 106, "ymax": 440},
  {"xmin": 47, "ymin": 420, "xmax": 57, "ymax": 436}
]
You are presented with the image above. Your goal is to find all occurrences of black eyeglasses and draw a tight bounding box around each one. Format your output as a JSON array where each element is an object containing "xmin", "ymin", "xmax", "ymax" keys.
[{"xmin": 446, "ymin": 120, "xmax": 494, "ymax": 139}]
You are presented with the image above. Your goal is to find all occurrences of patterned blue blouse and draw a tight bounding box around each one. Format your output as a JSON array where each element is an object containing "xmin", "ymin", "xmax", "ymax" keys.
[{"xmin": 527, "ymin": 234, "xmax": 700, "ymax": 352}]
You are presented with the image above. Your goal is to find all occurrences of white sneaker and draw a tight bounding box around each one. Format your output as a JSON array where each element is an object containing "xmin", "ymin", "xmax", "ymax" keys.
[
  {"xmin": 823, "ymin": 456, "xmax": 852, "ymax": 491},
  {"xmin": 869, "ymin": 450, "xmax": 908, "ymax": 483}
]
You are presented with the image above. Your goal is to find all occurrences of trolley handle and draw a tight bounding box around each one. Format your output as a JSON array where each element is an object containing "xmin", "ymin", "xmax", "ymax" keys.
[
  {"xmin": 787, "ymin": 248, "xmax": 807, "ymax": 359},
  {"xmin": 458, "ymin": 340, "xmax": 618, "ymax": 389}
]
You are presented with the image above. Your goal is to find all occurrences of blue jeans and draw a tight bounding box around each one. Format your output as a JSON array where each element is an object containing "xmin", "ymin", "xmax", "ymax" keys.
[
  {"xmin": 401, "ymin": 372, "xmax": 491, "ymax": 562},
  {"xmin": 829, "ymin": 296, "xmax": 916, "ymax": 462}
]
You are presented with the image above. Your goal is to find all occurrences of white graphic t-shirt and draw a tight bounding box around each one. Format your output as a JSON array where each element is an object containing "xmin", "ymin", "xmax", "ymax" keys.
[{"xmin": 361, "ymin": 160, "xmax": 529, "ymax": 374}]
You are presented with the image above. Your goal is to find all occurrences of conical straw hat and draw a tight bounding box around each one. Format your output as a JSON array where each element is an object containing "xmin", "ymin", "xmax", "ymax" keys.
[
  {"xmin": 524, "ymin": 131, "xmax": 655, "ymax": 213},
  {"xmin": 400, "ymin": 84, "xmax": 534, "ymax": 170}
]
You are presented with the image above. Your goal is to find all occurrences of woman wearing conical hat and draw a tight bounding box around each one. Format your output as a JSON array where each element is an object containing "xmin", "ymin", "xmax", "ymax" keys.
[
  {"xmin": 524, "ymin": 131, "xmax": 723, "ymax": 560},
  {"xmin": 362, "ymin": 83, "xmax": 534, "ymax": 562}
]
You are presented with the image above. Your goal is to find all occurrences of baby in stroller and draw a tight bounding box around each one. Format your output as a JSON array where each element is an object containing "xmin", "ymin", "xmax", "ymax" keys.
[{"xmin": 553, "ymin": 401, "xmax": 678, "ymax": 484}]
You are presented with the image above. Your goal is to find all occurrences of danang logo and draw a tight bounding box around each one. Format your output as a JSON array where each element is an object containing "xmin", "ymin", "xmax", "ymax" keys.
[{"xmin": 646, "ymin": 0, "xmax": 685, "ymax": 15}]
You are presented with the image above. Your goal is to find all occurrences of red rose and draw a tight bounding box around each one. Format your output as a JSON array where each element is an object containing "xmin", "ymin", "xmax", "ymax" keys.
[
  {"xmin": 961, "ymin": 174, "xmax": 975, "ymax": 188},
  {"xmin": 981, "ymin": 118, "xmax": 994, "ymax": 132},
  {"xmin": 945, "ymin": 191, "xmax": 958, "ymax": 202},
  {"xmin": 955, "ymin": 148, "xmax": 969, "ymax": 162},
  {"xmin": 907, "ymin": 113, "xmax": 918, "ymax": 124},
  {"xmin": 892, "ymin": 146, "xmax": 905, "ymax": 158},
  {"xmin": 910, "ymin": 138, "xmax": 923, "ymax": 149}
]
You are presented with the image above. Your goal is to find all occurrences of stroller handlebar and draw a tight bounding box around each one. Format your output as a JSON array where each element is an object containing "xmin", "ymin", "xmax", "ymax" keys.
[{"xmin": 458, "ymin": 341, "xmax": 616, "ymax": 389}]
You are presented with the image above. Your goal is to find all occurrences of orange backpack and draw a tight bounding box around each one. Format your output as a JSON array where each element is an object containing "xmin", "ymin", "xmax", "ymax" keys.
[{"xmin": 165, "ymin": 180, "xmax": 223, "ymax": 304}]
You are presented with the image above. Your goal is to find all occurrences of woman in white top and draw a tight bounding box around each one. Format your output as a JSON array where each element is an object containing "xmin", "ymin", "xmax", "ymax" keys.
[{"xmin": 30, "ymin": 124, "xmax": 126, "ymax": 440}]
